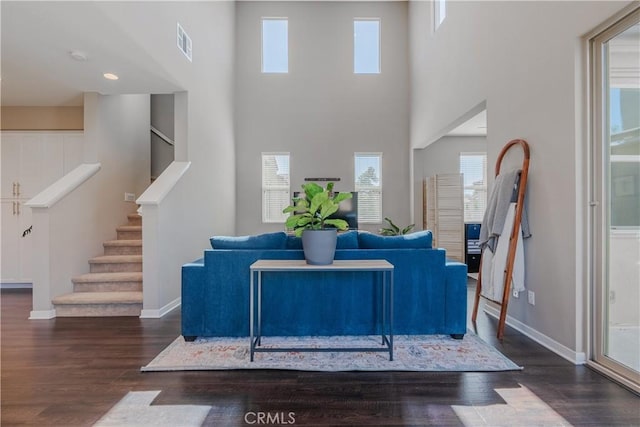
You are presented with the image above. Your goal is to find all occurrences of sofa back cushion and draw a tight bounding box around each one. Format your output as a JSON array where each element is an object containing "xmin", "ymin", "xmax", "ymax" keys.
[
  {"xmin": 358, "ymin": 230, "xmax": 433, "ymax": 249},
  {"xmin": 337, "ymin": 230, "xmax": 359, "ymax": 249},
  {"xmin": 286, "ymin": 230, "xmax": 359, "ymax": 250},
  {"xmin": 210, "ymin": 232, "xmax": 287, "ymax": 250}
]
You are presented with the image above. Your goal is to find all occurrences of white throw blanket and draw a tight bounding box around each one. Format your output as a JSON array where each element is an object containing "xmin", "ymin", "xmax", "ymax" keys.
[{"xmin": 480, "ymin": 203, "xmax": 525, "ymax": 301}]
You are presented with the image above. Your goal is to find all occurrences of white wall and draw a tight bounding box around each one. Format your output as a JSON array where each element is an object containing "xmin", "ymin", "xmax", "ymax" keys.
[
  {"xmin": 93, "ymin": 94, "xmax": 151, "ymax": 201},
  {"xmin": 235, "ymin": 1, "xmax": 410, "ymax": 235},
  {"xmin": 409, "ymin": 1, "xmax": 633, "ymax": 356},
  {"xmin": 413, "ymin": 135, "xmax": 486, "ymax": 229}
]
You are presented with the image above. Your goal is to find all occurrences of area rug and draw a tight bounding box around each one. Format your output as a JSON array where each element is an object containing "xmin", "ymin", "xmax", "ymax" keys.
[{"xmin": 141, "ymin": 333, "xmax": 522, "ymax": 372}]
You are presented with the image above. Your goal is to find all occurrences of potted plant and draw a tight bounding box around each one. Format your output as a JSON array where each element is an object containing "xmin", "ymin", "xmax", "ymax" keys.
[
  {"xmin": 283, "ymin": 182, "xmax": 353, "ymax": 265},
  {"xmin": 379, "ymin": 217, "xmax": 415, "ymax": 236}
]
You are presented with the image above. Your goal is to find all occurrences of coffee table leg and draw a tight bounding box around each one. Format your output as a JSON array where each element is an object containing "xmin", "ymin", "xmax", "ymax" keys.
[
  {"xmin": 389, "ymin": 270, "xmax": 394, "ymax": 361},
  {"xmin": 250, "ymin": 270, "xmax": 254, "ymax": 362},
  {"xmin": 257, "ymin": 271, "xmax": 262, "ymax": 346},
  {"xmin": 381, "ymin": 270, "xmax": 386, "ymax": 346}
]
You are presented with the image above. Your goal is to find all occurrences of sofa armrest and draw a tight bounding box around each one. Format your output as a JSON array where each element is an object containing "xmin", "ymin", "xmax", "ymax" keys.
[
  {"xmin": 181, "ymin": 259, "xmax": 205, "ymax": 339},
  {"xmin": 444, "ymin": 260, "xmax": 468, "ymax": 335}
]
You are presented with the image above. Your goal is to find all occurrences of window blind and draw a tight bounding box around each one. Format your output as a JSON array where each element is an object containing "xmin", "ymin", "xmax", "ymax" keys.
[
  {"xmin": 355, "ymin": 153, "xmax": 382, "ymax": 223},
  {"xmin": 460, "ymin": 153, "xmax": 487, "ymax": 223},
  {"xmin": 262, "ymin": 153, "xmax": 290, "ymax": 223}
]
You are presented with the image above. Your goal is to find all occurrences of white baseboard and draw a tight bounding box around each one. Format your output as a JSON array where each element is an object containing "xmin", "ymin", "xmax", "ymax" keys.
[
  {"xmin": 1, "ymin": 282, "xmax": 33, "ymax": 289},
  {"xmin": 483, "ymin": 304, "xmax": 587, "ymax": 365},
  {"xmin": 29, "ymin": 309, "xmax": 56, "ymax": 320},
  {"xmin": 140, "ymin": 297, "xmax": 181, "ymax": 318}
]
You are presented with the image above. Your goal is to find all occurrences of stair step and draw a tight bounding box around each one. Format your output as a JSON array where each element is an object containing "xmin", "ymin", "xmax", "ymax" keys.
[
  {"xmin": 127, "ymin": 213, "xmax": 142, "ymax": 226},
  {"xmin": 72, "ymin": 272, "xmax": 142, "ymax": 292},
  {"xmin": 116, "ymin": 225, "xmax": 141, "ymax": 240},
  {"xmin": 53, "ymin": 291, "xmax": 142, "ymax": 317},
  {"xmin": 89, "ymin": 255, "xmax": 142, "ymax": 273},
  {"xmin": 103, "ymin": 240, "xmax": 142, "ymax": 255}
]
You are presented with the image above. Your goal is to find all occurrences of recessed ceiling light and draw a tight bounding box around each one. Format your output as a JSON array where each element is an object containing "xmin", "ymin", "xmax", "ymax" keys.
[
  {"xmin": 103, "ymin": 73, "xmax": 119, "ymax": 80},
  {"xmin": 69, "ymin": 50, "xmax": 88, "ymax": 61}
]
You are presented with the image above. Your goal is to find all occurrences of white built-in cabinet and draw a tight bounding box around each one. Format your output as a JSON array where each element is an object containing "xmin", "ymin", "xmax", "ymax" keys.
[
  {"xmin": 423, "ymin": 173, "xmax": 464, "ymax": 262},
  {"xmin": 1, "ymin": 131, "xmax": 83, "ymax": 283}
]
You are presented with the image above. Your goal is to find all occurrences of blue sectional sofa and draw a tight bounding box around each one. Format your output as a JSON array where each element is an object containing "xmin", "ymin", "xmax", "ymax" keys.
[{"xmin": 181, "ymin": 230, "xmax": 467, "ymax": 340}]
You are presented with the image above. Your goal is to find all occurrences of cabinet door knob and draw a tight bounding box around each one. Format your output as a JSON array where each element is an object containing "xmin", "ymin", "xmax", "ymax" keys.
[
  {"xmin": 16, "ymin": 182, "xmax": 20, "ymax": 197},
  {"xmin": 13, "ymin": 201, "xmax": 16, "ymax": 215},
  {"xmin": 12, "ymin": 182, "xmax": 17, "ymax": 197},
  {"xmin": 16, "ymin": 201, "xmax": 20, "ymax": 215}
]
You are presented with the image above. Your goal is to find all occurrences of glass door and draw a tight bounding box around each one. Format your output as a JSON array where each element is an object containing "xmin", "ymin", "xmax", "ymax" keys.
[{"xmin": 590, "ymin": 8, "xmax": 640, "ymax": 391}]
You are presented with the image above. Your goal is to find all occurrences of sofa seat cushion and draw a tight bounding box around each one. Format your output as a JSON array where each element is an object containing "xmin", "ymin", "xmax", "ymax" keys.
[
  {"xmin": 210, "ymin": 232, "xmax": 287, "ymax": 250},
  {"xmin": 358, "ymin": 230, "xmax": 433, "ymax": 249},
  {"xmin": 286, "ymin": 230, "xmax": 359, "ymax": 250}
]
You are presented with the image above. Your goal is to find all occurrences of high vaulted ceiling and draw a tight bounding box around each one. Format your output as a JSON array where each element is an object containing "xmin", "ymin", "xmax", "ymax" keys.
[
  {"xmin": 1, "ymin": 0, "xmax": 490, "ymax": 136},
  {"xmin": 1, "ymin": 1, "xmax": 182, "ymax": 106}
]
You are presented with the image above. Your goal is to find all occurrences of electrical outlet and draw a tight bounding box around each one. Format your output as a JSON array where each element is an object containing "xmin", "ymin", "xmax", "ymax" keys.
[
  {"xmin": 124, "ymin": 192, "xmax": 136, "ymax": 202},
  {"xmin": 609, "ymin": 290, "xmax": 616, "ymax": 304},
  {"xmin": 527, "ymin": 290, "xmax": 535, "ymax": 306},
  {"xmin": 513, "ymin": 290, "xmax": 519, "ymax": 298}
]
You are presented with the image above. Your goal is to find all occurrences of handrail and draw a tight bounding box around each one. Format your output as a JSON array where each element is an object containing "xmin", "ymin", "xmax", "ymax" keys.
[
  {"xmin": 150, "ymin": 125, "xmax": 175, "ymax": 147},
  {"xmin": 137, "ymin": 161, "xmax": 190, "ymax": 206},
  {"xmin": 26, "ymin": 163, "xmax": 101, "ymax": 209}
]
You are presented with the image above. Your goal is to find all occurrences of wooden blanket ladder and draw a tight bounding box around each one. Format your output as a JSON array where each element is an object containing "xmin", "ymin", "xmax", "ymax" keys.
[{"xmin": 471, "ymin": 139, "xmax": 530, "ymax": 339}]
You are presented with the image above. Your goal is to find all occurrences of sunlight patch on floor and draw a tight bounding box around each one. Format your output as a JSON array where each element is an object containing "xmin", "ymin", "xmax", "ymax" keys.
[
  {"xmin": 93, "ymin": 390, "xmax": 211, "ymax": 427},
  {"xmin": 452, "ymin": 384, "xmax": 572, "ymax": 426}
]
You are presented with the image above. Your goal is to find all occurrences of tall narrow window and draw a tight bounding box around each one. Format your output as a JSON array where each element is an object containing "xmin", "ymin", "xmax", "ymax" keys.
[
  {"xmin": 434, "ymin": 0, "xmax": 446, "ymax": 30},
  {"xmin": 460, "ymin": 152, "xmax": 487, "ymax": 223},
  {"xmin": 354, "ymin": 19, "xmax": 380, "ymax": 74},
  {"xmin": 262, "ymin": 18, "xmax": 288, "ymax": 73},
  {"xmin": 262, "ymin": 153, "xmax": 290, "ymax": 223},
  {"xmin": 355, "ymin": 153, "xmax": 382, "ymax": 223}
]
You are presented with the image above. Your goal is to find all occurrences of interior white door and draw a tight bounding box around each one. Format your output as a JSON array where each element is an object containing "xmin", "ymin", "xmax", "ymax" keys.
[
  {"xmin": 1, "ymin": 131, "xmax": 83, "ymax": 284},
  {"xmin": 0, "ymin": 201, "xmax": 32, "ymax": 283},
  {"xmin": 1, "ymin": 134, "xmax": 21, "ymax": 199}
]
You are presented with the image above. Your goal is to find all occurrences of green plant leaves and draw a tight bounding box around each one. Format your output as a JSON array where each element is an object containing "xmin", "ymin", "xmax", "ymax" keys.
[
  {"xmin": 319, "ymin": 200, "xmax": 339, "ymax": 221},
  {"xmin": 332, "ymin": 192, "xmax": 352, "ymax": 204},
  {"xmin": 302, "ymin": 182, "xmax": 323, "ymax": 201},
  {"xmin": 323, "ymin": 218, "xmax": 349, "ymax": 231},
  {"xmin": 309, "ymin": 191, "xmax": 329, "ymax": 216},
  {"xmin": 402, "ymin": 224, "xmax": 415, "ymax": 234},
  {"xmin": 386, "ymin": 217, "xmax": 400, "ymax": 233},
  {"xmin": 282, "ymin": 182, "xmax": 353, "ymax": 234},
  {"xmin": 285, "ymin": 214, "xmax": 307, "ymax": 229},
  {"xmin": 379, "ymin": 217, "xmax": 415, "ymax": 235}
]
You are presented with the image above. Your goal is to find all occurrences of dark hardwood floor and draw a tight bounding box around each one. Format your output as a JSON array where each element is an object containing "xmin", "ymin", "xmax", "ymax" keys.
[{"xmin": 2, "ymin": 284, "xmax": 638, "ymax": 426}]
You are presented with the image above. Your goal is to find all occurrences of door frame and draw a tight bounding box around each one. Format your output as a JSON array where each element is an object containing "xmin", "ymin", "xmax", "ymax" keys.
[{"xmin": 586, "ymin": 5, "xmax": 640, "ymax": 394}]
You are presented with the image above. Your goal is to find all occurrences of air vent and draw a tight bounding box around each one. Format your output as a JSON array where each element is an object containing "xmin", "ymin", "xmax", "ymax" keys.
[{"xmin": 177, "ymin": 23, "xmax": 192, "ymax": 62}]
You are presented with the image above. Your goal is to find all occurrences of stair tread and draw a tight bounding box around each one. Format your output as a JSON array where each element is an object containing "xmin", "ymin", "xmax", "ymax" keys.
[
  {"xmin": 104, "ymin": 240, "xmax": 142, "ymax": 246},
  {"xmin": 116, "ymin": 225, "xmax": 142, "ymax": 231},
  {"xmin": 53, "ymin": 291, "xmax": 143, "ymax": 304},
  {"xmin": 72, "ymin": 272, "xmax": 143, "ymax": 283},
  {"xmin": 89, "ymin": 255, "xmax": 142, "ymax": 263}
]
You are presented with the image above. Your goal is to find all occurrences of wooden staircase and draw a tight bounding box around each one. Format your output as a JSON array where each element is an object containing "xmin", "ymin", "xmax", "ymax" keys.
[{"xmin": 53, "ymin": 212, "xmax": 143, "ymax": 317}]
